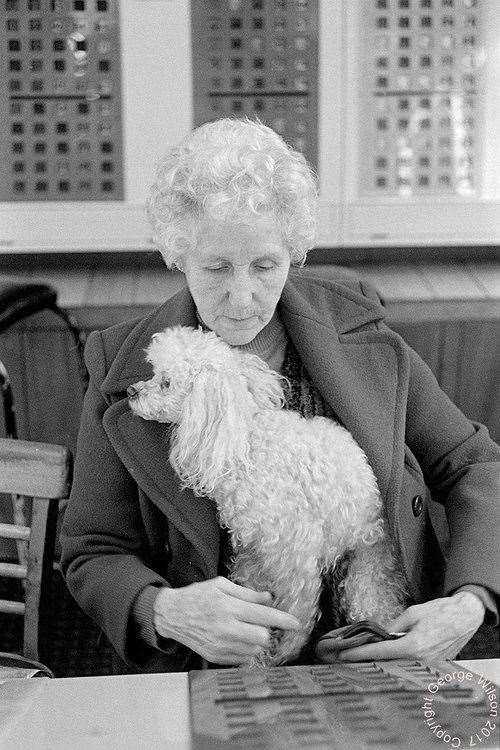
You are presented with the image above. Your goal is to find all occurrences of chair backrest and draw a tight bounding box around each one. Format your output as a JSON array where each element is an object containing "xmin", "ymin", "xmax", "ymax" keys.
[{"xmin": 0, "ymin": 438, "xmax": 72, "ymax": 662}]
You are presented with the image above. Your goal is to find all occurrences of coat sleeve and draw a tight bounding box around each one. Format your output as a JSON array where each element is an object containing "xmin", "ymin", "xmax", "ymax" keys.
[
  {"xmin": 60, "ymin": 330, "xmax": 175, "ymax": 668},
  {"xmin": 400, "ymin": 334, "xmax": 500, "ymax": 603}
]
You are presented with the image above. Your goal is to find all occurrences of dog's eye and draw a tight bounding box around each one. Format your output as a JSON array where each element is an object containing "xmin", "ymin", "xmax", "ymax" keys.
[{"xmin": 160, "ymin": 377, "xmax": 170, "ymax": 389}]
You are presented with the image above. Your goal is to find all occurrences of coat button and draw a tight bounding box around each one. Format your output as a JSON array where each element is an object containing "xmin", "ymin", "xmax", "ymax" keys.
[{"xmin": 412, "ymin": 495, "xmax": 424, "ymax": 517}]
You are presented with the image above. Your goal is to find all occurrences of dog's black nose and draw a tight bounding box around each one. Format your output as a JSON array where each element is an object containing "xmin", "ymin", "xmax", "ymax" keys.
[{"xmin": 127, "ymin": 384, "xmax": 139, "ymax": 399}]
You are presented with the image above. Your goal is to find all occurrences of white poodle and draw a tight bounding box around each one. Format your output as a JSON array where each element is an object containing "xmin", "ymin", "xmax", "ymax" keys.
[{"xmin": 128, "ymin": 325, "xmax": 407, "ymax": 665}]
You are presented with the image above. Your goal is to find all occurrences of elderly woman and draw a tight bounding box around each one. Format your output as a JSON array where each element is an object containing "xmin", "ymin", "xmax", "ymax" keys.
[{"xmin": 61, "ymin": 118, "xmax": 499, "ymax": 674}]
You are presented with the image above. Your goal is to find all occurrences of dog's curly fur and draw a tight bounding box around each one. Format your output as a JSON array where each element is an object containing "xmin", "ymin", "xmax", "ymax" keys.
[{"xmin": 129, "ymin": 325, "xmax": 407, "ymax": 665}]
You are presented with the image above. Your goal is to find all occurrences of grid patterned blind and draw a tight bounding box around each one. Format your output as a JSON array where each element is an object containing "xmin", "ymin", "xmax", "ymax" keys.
[
  {"xmin": 0, "ymin": 0, "xmax": 123, "ymax": 201},
  {"xmin": 360, "ymin": 0, "xmax": 484, "ymax": 197},
  {"xmin": 191, "ymin": 0, "xmax": 319, "ymax": 170}
]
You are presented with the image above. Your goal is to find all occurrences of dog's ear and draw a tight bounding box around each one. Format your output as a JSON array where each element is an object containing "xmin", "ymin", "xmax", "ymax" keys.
[
  {"xmin": 169, "ymin": 367, "xmax": 252, "ymax": 497},
  {"xmin": 237, "ymin": 352, "xmax": 286, "ymax": 411}
]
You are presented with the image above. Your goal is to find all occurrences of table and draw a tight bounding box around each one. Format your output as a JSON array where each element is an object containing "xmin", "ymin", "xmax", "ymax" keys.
[
  {"xmin": 1, "ymin": 660, "xmax": 498, "ymax": 750},
  {"xmin": 1, "ymin": 672, "xmax": 190, "ymax": 750}
]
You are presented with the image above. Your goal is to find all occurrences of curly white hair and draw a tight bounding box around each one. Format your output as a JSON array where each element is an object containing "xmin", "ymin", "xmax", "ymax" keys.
[{"xmin": 146, "ymin": 117, "xmax": 318, "ymax": 269}]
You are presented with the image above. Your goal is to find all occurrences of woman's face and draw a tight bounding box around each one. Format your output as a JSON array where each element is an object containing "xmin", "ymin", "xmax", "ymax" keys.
[{"xmin": 182, "ymin": 214, "xmax": 291, "ymax": 345}]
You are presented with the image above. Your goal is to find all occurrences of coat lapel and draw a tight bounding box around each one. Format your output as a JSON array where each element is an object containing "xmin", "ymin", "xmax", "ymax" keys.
[
  {"xmin": 279, "ymin": 274, "xmax": 411, "ymax": 540},
  {"xmin": 102, "ymin": 401, "xmax": 221, "ymax": 578},
  {"xmin": 99, "ymin": 270, "xmax": 410, "ymax": 571},
  {"xmin": 101, "ymin": 285, "xmax": 221, "ymax": 577}
]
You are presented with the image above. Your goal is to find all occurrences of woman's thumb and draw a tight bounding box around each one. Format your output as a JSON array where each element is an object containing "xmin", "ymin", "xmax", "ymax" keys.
[{"xmin": 386, "ymin": 606, "xmax": 420, "ymax": 633}]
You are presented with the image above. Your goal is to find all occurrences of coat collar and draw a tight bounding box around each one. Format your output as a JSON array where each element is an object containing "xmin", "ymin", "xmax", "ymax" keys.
[
  {"xmin": 100, "ymin": 268, "xmax": 385, "ymax": 397},
  {"xmin": 100, "ymin": 269, "xmax": 409, "ymax": 577}
]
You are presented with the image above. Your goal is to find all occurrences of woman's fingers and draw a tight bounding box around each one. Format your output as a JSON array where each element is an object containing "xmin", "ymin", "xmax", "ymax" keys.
[
  {"xmin": 156, "ymin": 578, "xmax": 301, "ymax": 665},
  {"xmin": 216, "ymin": 577, "xmax": 301, "ymax": 631},
  {"xmin": 236, "ymin": 599, "xmax": 302, "ymax": 631},
  {"xmin": 385, "ymin": 605, "xmax": 422, "ymax": 633},
  {"xmin": 336, "ymin": 635, "xmax": 413, "ymax": 662},
  {"xmin": 227, "ymin": 621, "xmax": 272, "ymax": 648},
  {"xmin": 217, "ymin": 577, "xmax": 273, "ymax": 604}
]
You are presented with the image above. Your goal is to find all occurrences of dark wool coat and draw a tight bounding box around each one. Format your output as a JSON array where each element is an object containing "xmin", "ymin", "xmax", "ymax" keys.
[{"xmin": 60, "ymin": 268, "xmax": 500, "ymax": 673}]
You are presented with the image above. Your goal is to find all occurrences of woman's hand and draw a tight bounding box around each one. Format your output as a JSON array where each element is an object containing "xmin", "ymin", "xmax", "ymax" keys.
[
  {"xmin": 153, "ymin": 576, "xmax": 301, "ymax": 665},
  {"xmin": 336, "ymin": 591, "xmax": 485, "ymax": 662}
]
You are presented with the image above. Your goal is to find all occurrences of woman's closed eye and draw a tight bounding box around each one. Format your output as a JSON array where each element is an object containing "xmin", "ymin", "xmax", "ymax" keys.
[
  {"xmin": 205, "ymin": 265, "xmax": 230, "ymax": 273},
  {"xmin": 204, "ymin": 263, "xmax": 276, "ymax": 272}
]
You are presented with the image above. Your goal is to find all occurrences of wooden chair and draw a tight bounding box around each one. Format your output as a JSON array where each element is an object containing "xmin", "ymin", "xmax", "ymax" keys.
[{"xmin": 0, "ymin": 437, "xmax": 72, "ymax": 677}]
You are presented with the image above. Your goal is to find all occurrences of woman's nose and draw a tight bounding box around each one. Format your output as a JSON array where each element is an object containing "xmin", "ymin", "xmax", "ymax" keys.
[{"xmin": 227, "ymin": 273, "xmax": 254, "ymax": 308}]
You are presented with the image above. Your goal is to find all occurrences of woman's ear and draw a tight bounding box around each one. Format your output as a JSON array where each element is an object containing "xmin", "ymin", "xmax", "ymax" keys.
[{"xmin": 168, "ymin": 368, "xmax": 252, "ymax": 496}]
